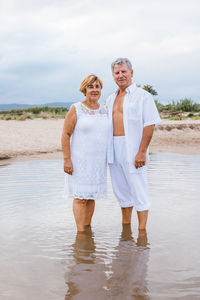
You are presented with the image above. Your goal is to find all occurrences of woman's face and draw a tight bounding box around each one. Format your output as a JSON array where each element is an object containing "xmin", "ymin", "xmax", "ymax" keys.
[{"xmin": 85, "ymin": 80, "xmax": 101, "ymax": 101}]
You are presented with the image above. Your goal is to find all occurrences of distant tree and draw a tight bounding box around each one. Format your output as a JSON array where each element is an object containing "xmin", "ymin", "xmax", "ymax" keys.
[{"xmin": 143, "ymin": 84, "xmax": 158, "ymax": 96}]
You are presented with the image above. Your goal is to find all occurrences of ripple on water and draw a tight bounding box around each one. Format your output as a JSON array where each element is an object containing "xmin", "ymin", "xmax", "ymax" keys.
[{"xmin": 0, "ymin": 153, "xmax": 200, "ymax": 299}]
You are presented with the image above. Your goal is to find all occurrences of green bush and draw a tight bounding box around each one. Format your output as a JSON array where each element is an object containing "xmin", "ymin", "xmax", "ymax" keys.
[
  {"xmin": 168, "ymin": 115, "xmax": 181, "ymax": 120},
  {"xmin": 28, "ymin": 107, "xmax": 42, "ymax": 114},
  {"xmin": 9, "ymin": 109, "xmax": 23, "ymax": 115},
  {"xmin": 155, "ymin": 99, "xmax": 200, "ymax": 112},
  {"xmin": 174, "ymin": 98, "xmax": 200, "ymax": 112},
  {"xmin": 0, "ymin": 106, "xmax": 68, "ymax": 117}
]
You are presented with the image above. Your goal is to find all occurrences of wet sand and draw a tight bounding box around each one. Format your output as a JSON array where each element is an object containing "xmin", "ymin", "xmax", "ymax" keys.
[{"xmin": 0, "ymin": 119, "xmax": 200, "ymax": 165}]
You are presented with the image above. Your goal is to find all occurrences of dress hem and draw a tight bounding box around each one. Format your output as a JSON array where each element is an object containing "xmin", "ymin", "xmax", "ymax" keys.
[{"xmin": 63, "ymin": 193, "xmax": 107, "ymax": 201}]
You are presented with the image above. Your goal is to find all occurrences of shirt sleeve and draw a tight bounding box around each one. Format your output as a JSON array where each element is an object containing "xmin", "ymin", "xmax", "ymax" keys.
[
  {"xmin": 143, "ymin": 93, "xmax": 161, "ymax": 127},
  {"xmin": 105, "ymin": 96, "xmax": 111, "ymax": 108}
]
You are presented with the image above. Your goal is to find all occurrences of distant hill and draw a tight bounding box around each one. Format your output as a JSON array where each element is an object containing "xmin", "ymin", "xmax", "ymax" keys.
[{"xmin": 0, "ymin": 102, "xmax": 75, "ymax": 111}]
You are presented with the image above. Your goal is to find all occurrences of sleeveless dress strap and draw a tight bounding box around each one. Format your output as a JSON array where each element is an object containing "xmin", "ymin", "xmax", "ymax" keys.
[{"xmin": 71, "ymin": 102, "xmax": 81, "ymax": 117}]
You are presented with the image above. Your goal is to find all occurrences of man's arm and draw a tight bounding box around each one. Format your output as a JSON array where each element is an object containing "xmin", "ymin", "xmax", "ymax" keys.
[
  {"xmin": 134, "ymin": 91, "xmax": 160, "ymax": 169},
  {"xmin": 134, "ymin": 124, "xmax": 155, "ymax": 169}
]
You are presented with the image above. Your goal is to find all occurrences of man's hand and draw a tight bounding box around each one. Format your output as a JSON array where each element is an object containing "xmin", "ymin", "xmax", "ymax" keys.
[
  {"xmin": 134, "ymin": 152, "xmax": 146, "ymax": 169},
  {"xmin": 134, "ymin": 124, "xmax": 155, "ymax": 169},
  {"xmin": 64, "ymin": 158, "xmax": 74, "ymax": 175}
]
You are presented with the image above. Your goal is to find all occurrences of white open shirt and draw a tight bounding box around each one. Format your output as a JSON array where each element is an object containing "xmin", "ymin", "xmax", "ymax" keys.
[{"xmin": 106, "ymin": 83, "xmax": 161, "ymax": 173}]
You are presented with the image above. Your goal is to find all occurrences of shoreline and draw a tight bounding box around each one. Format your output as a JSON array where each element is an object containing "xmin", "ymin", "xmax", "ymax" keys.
[
  {"xmin": 0, "ymin": 151, "xmax": 63, "ymax": 166},
  {"xmin": 1, "ymin": 146, "xmax": 199, "ymax": 167},
  {"xmin": 0, "ymin": 119, "xmax": 200, "ymax": 165},
  {"xmin": 1, "ymin": 149, "xmax": 199, "ymax": 168}
]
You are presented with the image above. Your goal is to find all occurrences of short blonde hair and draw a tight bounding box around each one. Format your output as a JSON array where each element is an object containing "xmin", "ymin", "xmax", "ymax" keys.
[{"xmin": 79, "ymin": 74, "xmax": 103, "ymax": 95}]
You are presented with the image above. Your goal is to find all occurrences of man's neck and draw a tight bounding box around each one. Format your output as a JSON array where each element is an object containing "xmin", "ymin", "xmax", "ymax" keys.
[{"xmin": 118, "ymin": 82, "xmax": 133, "ymax": 95}]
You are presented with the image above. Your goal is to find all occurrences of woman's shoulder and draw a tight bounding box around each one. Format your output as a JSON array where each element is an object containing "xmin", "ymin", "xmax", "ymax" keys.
[
  {"xmin": 70, "ymin": 101, "xmax": 81, "ymax": 109},
  {"xmin": 69, "ymin": 102, "xmax": 82, "ymax": 115}
]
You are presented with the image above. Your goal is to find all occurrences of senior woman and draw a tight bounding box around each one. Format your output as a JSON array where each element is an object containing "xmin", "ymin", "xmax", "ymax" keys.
[{"xmin": 61, "ymin": 75, "xmax": 108, "ymax": 232}]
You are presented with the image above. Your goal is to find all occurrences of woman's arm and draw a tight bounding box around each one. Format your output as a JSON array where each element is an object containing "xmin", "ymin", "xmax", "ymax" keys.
[{"xmin": 61, "ymin": 105, "xmax": 77, "ymax": 174}]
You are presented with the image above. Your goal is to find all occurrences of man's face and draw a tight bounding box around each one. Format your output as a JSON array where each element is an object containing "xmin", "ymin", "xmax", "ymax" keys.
[{"xmin": 112, "ymin": 63, "xmax": 133, "ymax": 89}]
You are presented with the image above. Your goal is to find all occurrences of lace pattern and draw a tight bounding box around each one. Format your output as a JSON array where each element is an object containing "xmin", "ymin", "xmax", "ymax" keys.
[
  {"xmin": 64, "ymin": 101, "xmax": 109, "ymax": 200},
  {"xmin": 72, "ymin": 102, "xmax": 107, "ymax": 117},
  {"xmin": 80, "ymin": 103, "xmax": 107, "ymax": 115},
  {"xmin": 64, "ymin": 177, "xmax": 107, "ymax": 200}
]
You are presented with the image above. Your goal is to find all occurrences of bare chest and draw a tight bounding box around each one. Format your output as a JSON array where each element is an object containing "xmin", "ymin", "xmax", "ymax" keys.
[
  {"xmin": 113, "ymin": 94, "xmax": 125, "ymax": 114},
  {"xmin": 112, "ymin": 94, "xmax": 126, "ymax": 136}
]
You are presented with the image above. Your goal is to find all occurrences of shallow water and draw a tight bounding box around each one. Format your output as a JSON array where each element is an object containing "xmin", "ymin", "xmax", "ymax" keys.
[{"xmin": 0, "ymin": 153, "xmax": 200, "ymax": 300}]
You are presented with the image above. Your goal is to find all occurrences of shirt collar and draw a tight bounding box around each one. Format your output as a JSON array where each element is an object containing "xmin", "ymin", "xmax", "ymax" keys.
[
  {"xmin": 125, "ymin": 82, "xmax": 137, "ymax": 94},
  {"xmin": 115, "ymin": 82, "xmax": 137, "ymax": 95}
]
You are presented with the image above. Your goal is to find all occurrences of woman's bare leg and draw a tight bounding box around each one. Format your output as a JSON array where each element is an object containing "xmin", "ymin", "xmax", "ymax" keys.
[
  {"xmin": 73, "ymin": 199, "xmax": 95, "ymax": 232},
  {"xmin": 85, "ymin": 200, "xmax": 95, "ymax": 226},
  {"xmin": 73, "ymin": 199, "xmax": 87, "ymax": 232}
]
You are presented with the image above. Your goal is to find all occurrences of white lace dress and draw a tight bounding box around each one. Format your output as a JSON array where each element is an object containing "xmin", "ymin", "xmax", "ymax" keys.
[{"xmin": 64, "ymin": 102, "xmax": 109, "ymax": 200}]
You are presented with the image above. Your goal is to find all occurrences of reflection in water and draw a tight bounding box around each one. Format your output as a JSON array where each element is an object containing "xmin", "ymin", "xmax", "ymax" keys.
[
  {"xmin": 65, "ymin": 226, "xmax": 150, "ymax": 300},
  {"xmin": 108, "ymin": 226, "xmax": 150, "ymax": 300},
  {"xmin": 71, "ymin": 227, "xmax": 96, "ymax": 265},
  {"xmin": 1, "ymin": 154, "xmax": 200, "ymax": 299},
  {"xmin": 65, "ymin": 227, "xmax": 107, "ymax": 300}
]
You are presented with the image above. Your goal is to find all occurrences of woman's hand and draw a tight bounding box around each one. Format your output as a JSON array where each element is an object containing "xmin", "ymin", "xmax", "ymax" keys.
[{"xmin": 64, "ymin": 158, "xmax": 74, "ymax": 175}]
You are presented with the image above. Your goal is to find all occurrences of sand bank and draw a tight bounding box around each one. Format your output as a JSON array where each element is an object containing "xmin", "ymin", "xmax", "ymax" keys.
[
  {"xmin": 0, "ymin": 119, "xmax": 199, "ymax": 164},
  {"xmin": 151, "ymin": 119, "xmax": 200, "ymax": 155}
]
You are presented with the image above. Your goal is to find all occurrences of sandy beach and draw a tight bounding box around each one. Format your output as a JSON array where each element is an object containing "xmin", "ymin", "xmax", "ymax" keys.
[{"xmin": 0, "ymin": 119, "xmax": 200, "ymax": 164}]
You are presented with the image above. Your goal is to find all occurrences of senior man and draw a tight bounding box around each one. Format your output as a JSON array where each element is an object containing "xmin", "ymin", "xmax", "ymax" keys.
[{"xmin": 106, "ymin": 58, "xmax": 160, "ymax": 230}]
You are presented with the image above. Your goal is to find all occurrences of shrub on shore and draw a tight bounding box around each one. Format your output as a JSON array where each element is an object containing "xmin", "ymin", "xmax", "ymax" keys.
[
  {"xmin": 0, "ymin": 106, "xmax": 68, "ymax": 120},
  {"xmin": 155, "ymin": 98, "xmax": 200, "ymax": 112},
  {"xmin": 0, "ymin": 100, "xmax": 200, "ymax": 120}
]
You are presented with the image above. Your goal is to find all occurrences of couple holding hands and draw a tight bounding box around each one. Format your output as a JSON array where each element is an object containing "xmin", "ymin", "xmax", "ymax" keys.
[{"xmin": 61, "ymin": 57, "xmax": 160, "ymax": 232}]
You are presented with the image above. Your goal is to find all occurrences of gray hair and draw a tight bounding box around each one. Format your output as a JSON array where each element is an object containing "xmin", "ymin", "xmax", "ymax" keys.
[{"xmin": 111, "ymin": 57, "xmax": 133, "ymax": 73}]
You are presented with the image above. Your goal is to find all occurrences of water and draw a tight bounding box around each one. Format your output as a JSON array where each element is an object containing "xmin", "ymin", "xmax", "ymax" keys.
[{"xmin": 0, "ymin": 153, "xmax": 200, "ymax": 299}]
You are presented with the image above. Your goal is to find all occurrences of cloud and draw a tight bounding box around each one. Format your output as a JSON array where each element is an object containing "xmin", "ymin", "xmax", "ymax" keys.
[{"xmin": 0, "ymin": 0, "xmax": 200, "ymax": 104}]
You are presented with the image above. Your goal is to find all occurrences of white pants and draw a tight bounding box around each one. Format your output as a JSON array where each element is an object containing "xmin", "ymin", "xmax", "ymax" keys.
[{"xmin": 109, "ymin": 136, "xmax": 150, "ymax": 211}]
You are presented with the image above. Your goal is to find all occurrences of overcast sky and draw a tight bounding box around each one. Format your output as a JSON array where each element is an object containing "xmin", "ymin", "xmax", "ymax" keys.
[{"xmin": 0, "ymin": 0, "xmax": 199, "ymax": 104}]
